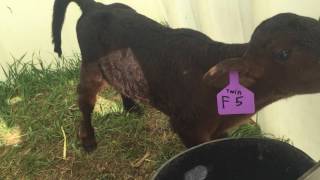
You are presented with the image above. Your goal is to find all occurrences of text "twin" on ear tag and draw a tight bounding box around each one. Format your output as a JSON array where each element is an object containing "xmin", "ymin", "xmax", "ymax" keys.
[{"xmin": 217, "ymin": 71, "xmax": 255, "ymax": 115}]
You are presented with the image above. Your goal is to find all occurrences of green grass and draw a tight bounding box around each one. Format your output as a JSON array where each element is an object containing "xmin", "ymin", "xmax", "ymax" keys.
[
  {"xmin": 230, "ymin": 123, "xmax": 263, "ymax": 138},
  {"xmin": 0, "ymin": 55, "xmax": 266, "ymax": 179}
]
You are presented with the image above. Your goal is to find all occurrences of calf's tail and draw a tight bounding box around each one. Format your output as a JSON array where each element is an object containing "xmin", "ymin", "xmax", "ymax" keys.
[{"xmin": 52, "ymin": 0, "xmax": 95, "ymax": 56}]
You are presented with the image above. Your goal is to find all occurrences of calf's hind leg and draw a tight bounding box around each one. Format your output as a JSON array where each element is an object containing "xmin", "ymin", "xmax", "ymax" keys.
[{"xmin": 77, "ymin": 62, "xmax": 106, "ymax": 152}]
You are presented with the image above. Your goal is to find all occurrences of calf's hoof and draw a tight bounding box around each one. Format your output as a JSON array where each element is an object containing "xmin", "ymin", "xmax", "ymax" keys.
[
  {"xmin": 78, "ymin": 129, "xmax": 97, "ymax": 153},
  {"xmin": 81, "ymin": 139, "xmax": 97, "ymax": 152}
]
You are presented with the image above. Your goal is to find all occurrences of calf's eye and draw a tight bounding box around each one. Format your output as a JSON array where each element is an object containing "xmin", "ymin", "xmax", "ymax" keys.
[{"xmin": 273, "ymin": 50, "xmax": 290, "ymax": 62}]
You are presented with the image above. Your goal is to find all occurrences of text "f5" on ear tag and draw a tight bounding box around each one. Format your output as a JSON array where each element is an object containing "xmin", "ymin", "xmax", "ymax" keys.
[{"xmin": 217, "ymin": 71, "xmax": 255, "ymax": 115}]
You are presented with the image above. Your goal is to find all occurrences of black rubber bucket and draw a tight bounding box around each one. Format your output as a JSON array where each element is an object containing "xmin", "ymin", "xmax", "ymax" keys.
[{"xmin": 153, "ymin": 138, "xmax": 315, "ymax": 180}]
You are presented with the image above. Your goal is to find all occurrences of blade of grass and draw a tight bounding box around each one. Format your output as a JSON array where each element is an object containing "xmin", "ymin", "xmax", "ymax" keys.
[{"xmin": 61, "ymin": 126, "xmax": 67, "ymax": 160}]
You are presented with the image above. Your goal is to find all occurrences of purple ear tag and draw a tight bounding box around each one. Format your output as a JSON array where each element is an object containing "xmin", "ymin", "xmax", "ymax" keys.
[{"xmin": 217, "ymin": 71, "xmax": 255, "ymax": 115}]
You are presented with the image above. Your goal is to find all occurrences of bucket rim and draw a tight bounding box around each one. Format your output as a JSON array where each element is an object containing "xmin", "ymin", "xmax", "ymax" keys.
[{"xmin": 151, "ymin": 137, "xmax": 315, "ymax": 180}]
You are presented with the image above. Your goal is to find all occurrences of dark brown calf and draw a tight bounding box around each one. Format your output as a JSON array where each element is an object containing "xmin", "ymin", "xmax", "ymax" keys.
[{"xmin": 52, "ymin": 0, "xmax": 320, "ymax": 152}]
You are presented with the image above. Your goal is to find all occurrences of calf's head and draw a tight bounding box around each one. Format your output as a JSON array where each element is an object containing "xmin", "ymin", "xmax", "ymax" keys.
[{"xmin": 205, "ymin": 13, "xmax": 320, "ymax": 96}]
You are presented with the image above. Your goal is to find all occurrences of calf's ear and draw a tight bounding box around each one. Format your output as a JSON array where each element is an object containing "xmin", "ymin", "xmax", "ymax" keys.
[{"xmin": 203, "ymin": 58, "xmax": 261, "ymax": 88}]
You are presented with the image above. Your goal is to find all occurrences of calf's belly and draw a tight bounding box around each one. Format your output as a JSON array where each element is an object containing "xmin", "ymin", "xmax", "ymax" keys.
[{"xmin": 98, "ymin": 49, "xmax": 150, "ymax": 103}]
